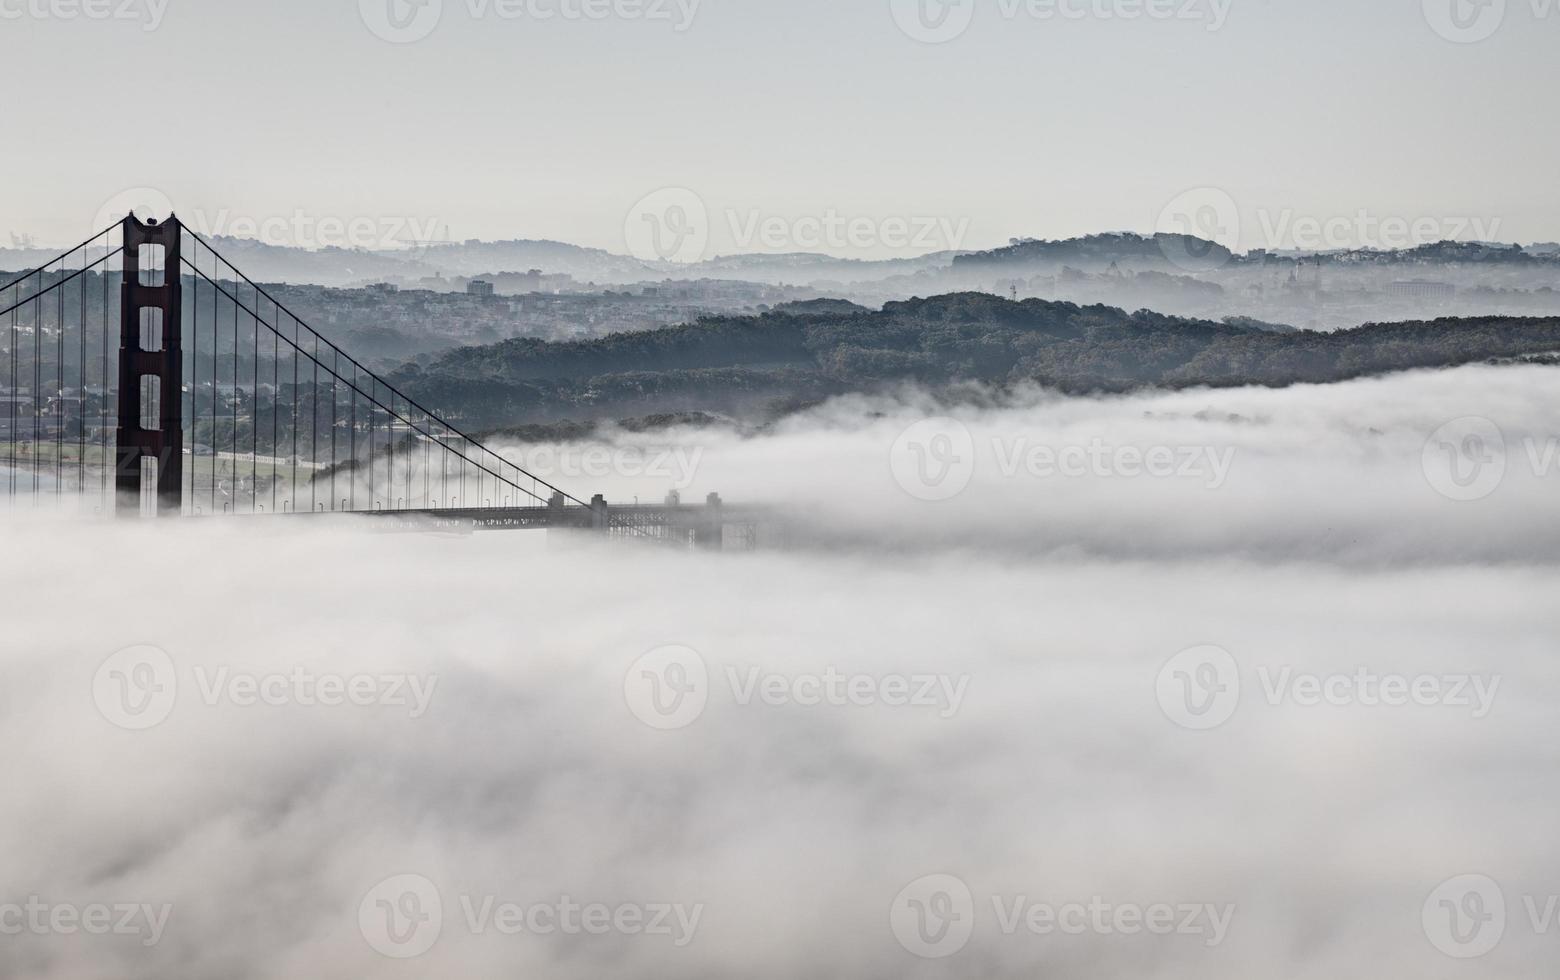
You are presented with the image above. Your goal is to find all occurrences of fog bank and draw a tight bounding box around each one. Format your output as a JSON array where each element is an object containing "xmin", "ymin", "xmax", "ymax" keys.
[{"xmin": 2, "ymin": 363, "xmax": 1557, "ymax": 978}]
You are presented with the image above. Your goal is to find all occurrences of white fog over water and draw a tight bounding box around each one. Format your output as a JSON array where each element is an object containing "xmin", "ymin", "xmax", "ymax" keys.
[{"xmin": 2, "ymin": 363, "xmax": 1557, "ymax": 978}]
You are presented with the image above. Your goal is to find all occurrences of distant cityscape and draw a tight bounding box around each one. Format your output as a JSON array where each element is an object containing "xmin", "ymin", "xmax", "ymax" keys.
[{"xmin": 270, "ymin": 273, "xmax": 828, "ymax": 366}]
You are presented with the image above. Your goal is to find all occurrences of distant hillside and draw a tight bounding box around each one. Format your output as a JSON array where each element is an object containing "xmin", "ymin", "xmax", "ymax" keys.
[
  {"xmin": 953, "ymin": 232, "xmax": 1234, "ymax": 272},
  {"xmin": 950, "ymin": 233, "xmax": 1560, "ymax": 274},
  {"xmin": 6, "ymin": 230, "xmax": 1554, "ymax": 296},
  {"xmin": 388, "ymin": 292, "xmax": 1560, "ymax": 427}
]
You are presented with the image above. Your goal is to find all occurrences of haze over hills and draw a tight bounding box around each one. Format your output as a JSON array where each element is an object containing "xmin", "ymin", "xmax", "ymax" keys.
[
  {"xmin": 9, "ymin": 228, "xmax": 1555, "ymax": 296},
  {"xmin": 12, "ymin": 229, "xmax": 1560, "ymax": 344},
  {"xmin": 0, "ymin": 235, "xmax": 968, "ymax": 290},
  {"xmin": 385, "ymin": 292, "xmax": 1560, "ymax": 430}
]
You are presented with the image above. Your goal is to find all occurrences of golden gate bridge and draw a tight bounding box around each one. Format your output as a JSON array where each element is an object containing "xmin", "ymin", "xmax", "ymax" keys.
[{"xmin": 0, "ymin": 214, "xmax": 756, "ymax": 548}]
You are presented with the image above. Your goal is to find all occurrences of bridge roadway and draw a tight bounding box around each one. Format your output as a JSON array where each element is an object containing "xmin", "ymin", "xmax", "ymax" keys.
[{"xmin": 332, "ymin": 495, "xmax": 771, "ymax": 549}]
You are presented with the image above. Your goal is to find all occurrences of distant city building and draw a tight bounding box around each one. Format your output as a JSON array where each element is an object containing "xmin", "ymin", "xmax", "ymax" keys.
[
  {"xmin": 367, "ymin": 282, "xmax": 399, "ymax": 294},
  {"xmin": 1386, "ymin": 280, "xmax": 1455, "ymax": 301},
  {"xmin": 467, "ymin": 280, "xmax": 495, "ymax": 297}
]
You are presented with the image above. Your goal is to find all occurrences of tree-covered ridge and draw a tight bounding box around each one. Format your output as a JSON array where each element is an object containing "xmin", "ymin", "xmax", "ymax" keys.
[
  {"xmin": 389, "ymin": 293, "xmax": 1560, "ymax": 426},
  {"xmin": 951, "ymin": 233, "xmax": 1556, "ymax": 271}
]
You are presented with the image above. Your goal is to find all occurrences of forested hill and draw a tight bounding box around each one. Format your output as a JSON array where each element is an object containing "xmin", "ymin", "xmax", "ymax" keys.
[{"xmin": 387, "ymin": 293, "xmax": 1560, "ymax": 427}]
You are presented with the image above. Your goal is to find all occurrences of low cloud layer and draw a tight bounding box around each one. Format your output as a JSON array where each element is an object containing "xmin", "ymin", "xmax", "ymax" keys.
[
  {"xmin": 3, "ymin": 364, "xmax": 1558, "ymax": 978},
  {"xmin": 490, "ymin": 362, "xmax": 1560, "ymax": 564}
]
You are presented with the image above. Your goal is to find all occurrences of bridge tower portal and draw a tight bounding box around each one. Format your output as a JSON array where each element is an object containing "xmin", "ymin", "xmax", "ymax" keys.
[{"xmin": 115, "ymin": 215, "xmax": 184, "ymax": 516}]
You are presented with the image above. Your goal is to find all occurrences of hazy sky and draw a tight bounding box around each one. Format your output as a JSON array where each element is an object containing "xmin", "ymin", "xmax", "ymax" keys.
[{"xmin": 4, "ymin": 0, "xmax": 1559, "ymax": 257}]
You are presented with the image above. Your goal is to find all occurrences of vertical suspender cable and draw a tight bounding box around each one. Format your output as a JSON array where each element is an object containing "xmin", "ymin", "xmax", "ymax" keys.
[
  {"xmin": 210, "ymin": 249, "xmax": 218, "ymax": 515},
  {"xmin": 190, "ymin": 254, "xmax": 198, "ymax": 512},
  {"xmin": 311, "ymin": 335, "xmax": 319, "ymax": 512},
  {"xmin": 57, "ymin": 261, "xmax": 64, "ymax": 495},
  {"xmin": 231, "ymin": 266, "xmax": 238, "ymax": 512},
  {"xmin": 367, "ymin": 375, "xmax": 375, "ymax": 507},
  {"xmin": 252, "ymin": 283, "xmax": 258, "ymax": 513},
  {"xmin": 102, "ymin": 243, "xmax": 110, "ymax": 505},
  {"xmin": 349, "ymin": 362, "xmax": 357, "ymax": 511},
  {"xmin": 34, "ymin": 274, "xmax": 41, "ymax": 496},
  {"xmin": 291, "ymin": 315, "xmax": 299, "ymax": 510},
  {"xmin": 79, "ymin": 245, "xmax": 86, "ymax": 493},
  {"xmin": 271, "ymin": 299, "xmax": 279, "ymax": 514},
  {"xmin": 8, "ymin": 280, "xmax": 16, "ymax": 499},
  {"xmin": 331, "ymin": 349, "xmax": 338, "ymax": 511}
]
